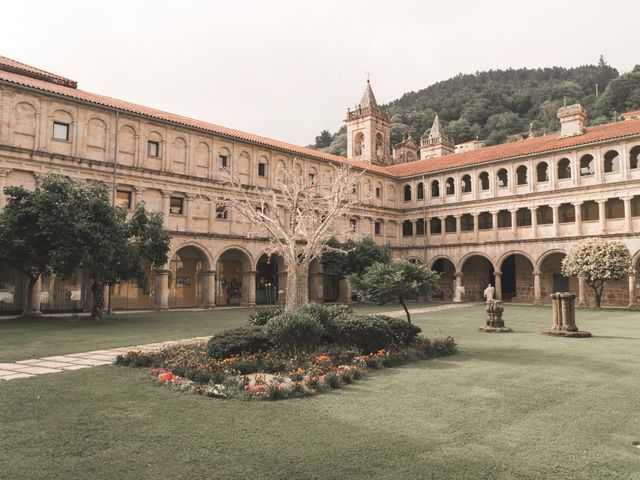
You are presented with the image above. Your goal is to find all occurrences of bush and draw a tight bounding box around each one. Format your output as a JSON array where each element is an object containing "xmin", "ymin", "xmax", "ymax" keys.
[
  {"xmin": 206, "ymin": 327, "xmax": 271, "ymax": 359},
  {"xmin": 325, "ymin": 304, "xmax": 354, "ymax": 321},
  {"xmin": 296, "ymin": 302, "xmax": 332, "ymax": 329},
  {"xmin": 265, "ymin": 312, "xmax": 324, "ymax": 353},
  {"xmin": 373, "ymin": 315, "xmax": 422, "ymax": 346},
  {"xmin": 248, "ymin": 306, "xmax": 284, "ymax": 326},
  {"xmin": 332, "ymin": 315, "xmax": 395, "ymax": 353}
]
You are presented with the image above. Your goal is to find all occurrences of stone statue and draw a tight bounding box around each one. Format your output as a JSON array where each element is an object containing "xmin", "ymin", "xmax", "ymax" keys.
[
  {"xmin": 483, "ymin": 283, "xmax": 495, "ymax": 302},
  {"xmin": 480, "ymin": 299, "xmax": 512, "ymax": 333}
]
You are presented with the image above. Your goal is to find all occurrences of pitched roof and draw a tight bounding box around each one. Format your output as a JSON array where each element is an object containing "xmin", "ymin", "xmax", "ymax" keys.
[
  {"xmin": 0, "ymin": 55, "xmax": 77, "ymax": 88},
  {"xmin": 0, "ymin": 60, "xmax": 391, "ymax": 176},
  {"xmin": 388, "ymin": 118, "xmax": 640, "ymax": 177},
  {"xmin": 429, "ymin": 113, "xmax": 445, "ymax": 139},
  {"xmin": 359, "ymin": 80, "xmax": 378, "ymax": 108}
]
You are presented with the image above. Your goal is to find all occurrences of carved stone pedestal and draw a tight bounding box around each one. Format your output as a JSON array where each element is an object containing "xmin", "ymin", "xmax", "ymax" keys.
[
  {"xmin": 480, "ymin": 300, "xmax": 512, "ymax": 333},
  {"xmin": 540, "ymin": 292, "xmax": 591, "ymax": 338}
]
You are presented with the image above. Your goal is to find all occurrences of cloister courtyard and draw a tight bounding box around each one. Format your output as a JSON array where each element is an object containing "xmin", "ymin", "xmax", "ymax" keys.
[{"xmin": 1, "ymin": 303, "xmax": 639, "ymax": 480}]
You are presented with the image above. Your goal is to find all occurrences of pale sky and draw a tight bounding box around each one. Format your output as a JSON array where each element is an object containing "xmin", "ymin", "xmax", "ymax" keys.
[{"xmin": 2, "ymin": 0, "xmax": 638, "ymax": 146}]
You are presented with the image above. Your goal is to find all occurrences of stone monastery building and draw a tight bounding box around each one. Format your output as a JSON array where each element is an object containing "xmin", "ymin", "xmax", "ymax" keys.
[{"xmin": 1, "ymin": 55, "xmax": 640, "ymax": 314}]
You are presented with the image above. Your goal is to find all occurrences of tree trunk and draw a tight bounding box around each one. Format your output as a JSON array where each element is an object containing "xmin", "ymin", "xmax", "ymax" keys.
[
  {"xmin": 285, "ymin": 263, "xmax": 309, "ymax": 310},
  {"xmin": 594, "ymin": 286, "xmax": 603, "ymax": 308},
  {"xmin": 23, "ymin": 275, "xmax": 41, "ymax": 317},
  {"xmin": 91, "ymin": 280, "xmax": 105, "ymax": 320},
  {"xmin": 399, "ymin": 297, "xmax": 412, "ymax": 324}
]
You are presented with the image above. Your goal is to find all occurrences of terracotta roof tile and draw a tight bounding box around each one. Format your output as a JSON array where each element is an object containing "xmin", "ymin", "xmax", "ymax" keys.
[{"xmin": 0, "ymin": 55, "xmax": 77, "ymax": 88}]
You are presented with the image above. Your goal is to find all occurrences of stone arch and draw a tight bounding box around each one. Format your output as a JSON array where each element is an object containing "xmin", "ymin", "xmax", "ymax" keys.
[
  {"xmin": 457, "ymin": 252, "xmax": 496, "ymax": 273},
  {"xmin": 459, "ymin": 253, "xmax": 496, "ymax": 301},
  {"xmin": 429, "ymin": 254, "xmax": 456, "ymax": 270},
  {"xmin": 194, "ymin": 142, "xmax": 211, "ymax": 177},
  {"xmin": 516, "ymin": 164, "xmax": 528, "ymax": 185},
  {"xmin": 13, "ymin": 101, "xmax": 37, "ymax": 148},
  {"xmin": 537, "ymin": 250, "xmax": 571, "ymax": 305},
  {"xmin": 167, "ymin": 241, "xmax": 213, "ymax": 271},
  {"xmin": 171, "ymin": 137, "xmax": 188, "ymax": 174},
  {"xmin": 167, "ymin": 244, "xmax": 212, "ymax": 308},
  {"xmin": 430, "ymin": 256, "xmax": 456, "ymax": 301},
  {"xmin": 497, "ymin": 250, "xmax": 535, "ymax": 271},
  {"xmin": 604, "ymin": 149, "xmax": 620, "ymax": 173},
  {"xmin": 557, "ymin": 157, "xmax": 571, "ymax": 179},
  {"xmin": 353, "ymin": 131, "xmax": 364, "ymax": 157},
  {"xmin": 118, "ymin": 124, "xmax": 137, "ymax": 166},
  {"xmin": 497, "ymin": 251, "xmax": 535, "ymax": 302},
  {"xmin": 536, "ymin": 249, "xmax": 567, "ymax": 272},
  {"xmin": 256, "ymin": 252, "xmax": 285, "ymax": 305},
  {"xmin": 215, "ymin": 246, "xmax": 255, "ymax": 306},
  {"xmin": 86, "ymin": 117, "xmax": 108, "ymax": 161}
]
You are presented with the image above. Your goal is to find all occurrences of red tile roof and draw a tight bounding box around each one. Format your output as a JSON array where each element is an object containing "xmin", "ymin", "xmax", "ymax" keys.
[
  {"xmin": 387, "ymin": 119, "xmax": 640, "ymax": 178},
  {"xmin": 0, "ymin": 55, "xmax": 77, "ymax": 88},
  {"xmin": 0, "ymin": 63, "xmax": 390, "ymax": 176},
  {"xmin": 622, "ymin": 109, "xmax": 640, "ymax": 119}
]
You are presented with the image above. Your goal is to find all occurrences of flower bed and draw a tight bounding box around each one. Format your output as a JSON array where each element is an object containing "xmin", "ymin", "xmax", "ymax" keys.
[{"xmin": 116, "ymin": 336, "xmax": 457, "ymax": 401}]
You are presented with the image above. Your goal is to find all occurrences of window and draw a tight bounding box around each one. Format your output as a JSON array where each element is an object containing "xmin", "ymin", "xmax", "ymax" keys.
[
  {"xmin": 374, "ymin": 221, "xmax": 381, "ymax": 235},
  {"xmin": 581, "ymin": 201, "xmax": 599, "ymax": 221},
  {"xmin": 559, "ymin": 203, "xmax": 575, "ymax": 223},
  {"xmin": 417, "ymin": 182, "xmax": 424, "ymax": 200},
  {"xmin": 431, "ymin": 180, "xmax": 440, "ymax": 197},
  {"xmin": 403, "ymin": 185, "xmax": 412, "ymax": 202},
  {"xmin": 478, "ymin": 212, "xmax": 492, "ymax": 229},
  {"xmin": 375, "ymin": 186, "xmax": 382, "ymax": 198},
  {"xmin": 497, "ymin": 209, "xmax": 511, "ymax": 228},
  {"xmin": 429, "ymin": 217, "xmax": 441, "ymax": 234},
  {"xmin": 580, "ymin": 154, "xmax": 594, "ymax": 176},
  {"xmin": 445, "ymin": 178, "xmax": 455, "ymax": 195},
  {"xmin": 497, "ymin": 169, "xmax": 508, "ymax": 188},
  {"xmin": 416, "ymin": 219, "xmax": 425, "ymax": 235},
  {"xmin": 349, "ymin": 218, "xmax": 358, "ymax": 231},
  {"xmin": 479, "ymin": 172, "xmax": 490, "ymax": 190},
  {"xmin": 461, "ymin": 175, "xmax": 472, "ymax": 193},
  {"xmin": 536, "ymin": 205, "xmax": 553, "ymax": 224},
  {"xmin": 516, "ymin": 208, "xmax": 532, "ymax": 226},
  {"xmin": 632, "ymin": 196, "xmax": 640, "ymax": 217},
  {"xmin": 516, "ymin": 165, "xmax": 528, "ymax": 185},
  {"xmin": 116, "ymin": 190, "xmax": 132, "ymax": 209},
  {"xmin": 630, "ymin": 146, "xmax": 640, "ymax": 170},
  {"xmin": 460, "ymin": 214, "xmax": 474, "ymax": 231},
  {"xmin": 258, "ymin": 162, "xmax": 267, "ymax": 177},
  {"xmin": 604, "ymin": 150, "xmax": 620, "ymax": 173},
  {"xmin": 308, "ymin": 173, "xmax": 316, "ymax": 185},
  {"xmin": 557, "ymin": 158, "xmax": 571, "ymax": 179},
  {"xmin": 605, "ymin": 198, "xmax": 624, "ymax": 218},
  {"xmin": 444, "ymin": 215, "xmax": 456, "ymax": 233},
  {"xmin": 536, "ymin": 162, "xmax": 549, "ymax": 182},
  {"xmin": 255, "ymin": 205, "xmax": 267, "ymax": 216},
  {"xmin": 147, "ymin": 140, "xmax": 160, "ymax": 158},
  {"xmin": 218, "ymin": 154, "xmax": 228, "ymax": 169},
  {"xmin": 351, "ymin": 183, "xmax": 357, "ymax": 194},
  {"xmin": 169, "ymin": 196, "xmax": 184, "ymax": 215},
  {"xmin": 216, "ymin": 206, "xmax": 228, "ymax": 220},
  {"xmin": 402, "ymin": 220, "xmax": 413, "ymax": 236},
  {"xmin": 53, "ymin": 121, "xmax": 69, "ymax": 141}
]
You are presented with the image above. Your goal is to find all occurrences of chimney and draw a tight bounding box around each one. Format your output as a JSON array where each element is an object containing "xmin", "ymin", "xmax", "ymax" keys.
[{"xmin": 557, "ymin": 104, "xmax": 586, "ymax": 138}]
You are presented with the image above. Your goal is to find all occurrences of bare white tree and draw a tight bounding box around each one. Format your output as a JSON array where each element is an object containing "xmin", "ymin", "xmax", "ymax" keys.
[{"xmin": 221, "ymin": 159, "xmax": 363, "ymax": 310}]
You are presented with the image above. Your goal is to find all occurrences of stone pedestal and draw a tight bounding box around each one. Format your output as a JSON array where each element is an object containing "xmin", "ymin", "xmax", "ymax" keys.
[
  {"xmin": 479, "ymin": 300, "xmax": 512, "ymax": 333},
  {"xmin": 540, "ymin": 292, "xmax": 591, "ymax": 337}
]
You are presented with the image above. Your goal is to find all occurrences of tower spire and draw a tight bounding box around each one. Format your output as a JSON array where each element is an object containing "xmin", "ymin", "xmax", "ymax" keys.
[{"xmin": 359, "ymin": 80, "xmax": 378, "ymax": 109}]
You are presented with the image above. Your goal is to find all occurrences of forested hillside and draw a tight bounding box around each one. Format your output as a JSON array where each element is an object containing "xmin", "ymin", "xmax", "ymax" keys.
[{"xmin": 311, "ymin": 58, "xmax": 640, "ymax": 157}]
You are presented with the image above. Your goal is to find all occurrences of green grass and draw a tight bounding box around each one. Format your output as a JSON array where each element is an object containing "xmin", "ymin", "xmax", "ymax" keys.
[
  {"xmin": 2, "ymin": 305, "xmax": 640, "ymax": 479},
  {"xmin": 0, "ymin": 301, "xmax": 435, "ymax": 362}
]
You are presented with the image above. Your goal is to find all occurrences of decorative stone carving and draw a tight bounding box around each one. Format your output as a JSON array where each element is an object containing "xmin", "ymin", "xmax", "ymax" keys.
[
  {"xmin": 540, "ymin": 292, "xmax": 591, "ymax": 337},
  {"xmin": 480, "ymin": 300, "xmax": 512, "ymax": 333}
]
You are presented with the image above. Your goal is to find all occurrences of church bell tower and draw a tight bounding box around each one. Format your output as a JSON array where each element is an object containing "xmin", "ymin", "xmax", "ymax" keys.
[{"xmin": 345, "ymin": 80, "xmax": 391, "ymax": 165}]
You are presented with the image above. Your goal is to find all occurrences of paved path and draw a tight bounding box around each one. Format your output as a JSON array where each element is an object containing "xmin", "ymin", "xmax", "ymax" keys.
[{"xmin": 0, "ymin": 303, "xmax": 475, "ymax": 382}]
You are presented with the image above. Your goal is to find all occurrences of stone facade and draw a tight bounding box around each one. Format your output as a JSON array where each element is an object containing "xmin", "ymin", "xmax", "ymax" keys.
[{"xmin": 0, "ymin": 56, "xmax": 639, "ymax": 314}]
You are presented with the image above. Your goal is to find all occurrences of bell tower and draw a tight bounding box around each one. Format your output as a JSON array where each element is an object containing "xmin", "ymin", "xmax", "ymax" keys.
[{"xmin": 345, "ymin": 80, "xmax": 391, "ymax": 165}]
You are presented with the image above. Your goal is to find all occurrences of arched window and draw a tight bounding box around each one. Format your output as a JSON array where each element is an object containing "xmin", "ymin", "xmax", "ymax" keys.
[
  {"xmin": 353, "ymin": 132, "xmax": 364, "ymax": 157},
  {"xmin": 580, "ymin": 154, "xmax": 595, "ymax": 176},
  {"xmin": 581, "ymin": 200, "xmax": 599, "ymax": 221},
  {"xmin": 604, "ymin": 150, "xmax": 620, "ymax": 173},
  {"xmin": 445, "ymin": 177, "xmax": 455, "ymax": 195},
  {"xmin": 557, "ymin": 158, "xmax": 571, "ymax": 179},
  {"xmin": 536, "ymin": 205, "xmax": 553, "ymax": 224},
  {"xmin": 559, "ymin": 203, "xmax": 575, "ymax": 223},
  {"xmin": 403, "ymin": 184, "xmax": 412, "ymax": 202},
  {"xmin": 516, "ymin": 207, "xmax": 532, "ymax": 226},
  {"xmin": 429, "ymin": 217, "xmax": 441, "ymax": 234},
  {"xmin": 536, "ymin": 162, "xmax": 549, "ymax": 182},
  {"xmin": 402, "ymin": 220, "xmax": 413, "ymax": 236},
  {"xmin": 516, "ymin": 165, "xmax": 528, "ymax": 185},
  {"xmin": 630, "ymin": 146, "xmax": 640, "ymax": 170},
  {"xmin": 497, "ymin": 169, "xmax": 508, "ymax": 188},
  {"xmin": 460, "ymin": 214, "xmax": 474, "ymax": 231},
  {"xmin": 431, "ymin": 180, "xmax": 440, "ymax": 197},
  {"xmin": 416, "ymin": 219, "xmax": 425, "ymax": 235},
  {"xmin": 605, "ymin": 198, "xmax": 624, "ymax": 218},
  {"xmin": 461, "ymin": 174, "xmax": 472, "ymax": 193},
  {"xmin": 479, "ymin": 172, "xmax": 490, "ymax": 190},
  {"xmin": 417, "ymin": 182, "xmax": 424, "ymax": 200},
  {"xmin": 497, "ymin": 209, "xmax": 511, "ymax": 228},
  {"xmin": 478, "ymin": 212, "xmax": 492, "ymax": 229},
  {"xmin": 375, "ymin": 132, "xmax": 384, "ymax": 160},
  {"xmin": 444, "ymin": 215, "xmax": 456, "ymax": 232}
]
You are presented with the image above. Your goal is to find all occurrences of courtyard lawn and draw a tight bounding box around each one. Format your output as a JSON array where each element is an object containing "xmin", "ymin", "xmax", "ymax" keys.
[
  {"xmin": 0, "ymin": 301, "xmax": 437, "ymax": 363},
  {"xmin": 2, "ymin": 305, "xmax": 640, "ymax": 479}
]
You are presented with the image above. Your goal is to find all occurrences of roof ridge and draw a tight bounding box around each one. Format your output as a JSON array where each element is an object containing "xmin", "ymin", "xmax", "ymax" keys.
[{"xmin": 0, "ymin": 54, "xmax": 77, "ymax": 88}]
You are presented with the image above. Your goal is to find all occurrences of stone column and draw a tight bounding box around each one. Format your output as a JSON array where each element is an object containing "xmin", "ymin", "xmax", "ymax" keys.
[
  {"xmin": 338, "ymin": 278, "xmax": 352, "ymax": 304},
  {"xmin": 491, "ymin": 210, "xmax": 498, "ymax": 242},
  {"xmin": 453, "ymin": 272, "xmax": 463, "ymax": 303},
  {"xmin": 530, "ymin": 206, "xmax": 537, "ymax": 238},
  {"xmin": 310, "ymin": 271, "xmax": 325, "ymax": 303},
  {"xmin": 183, "ymin": 195, "xmax": 192, "ymax": 231},
  {"xmin": 154, "ymin": 269, "xmax": 170, "ymax": 310},
  {"xmin": 208, "ymin": 198, "xmax": 216, "ymax": 233},
  {"xmin": 241, "ymin": 271, "xmax": 256, "ymax": 306},
  {"xmin": 623, "ymin": 196, "xmax": 633, "ymax": 233},
  {"xmin": 440, "ymin": 218, "xmax": 445, "ymax": 243},
  {"xmin": 203, "ymin": 270, "xmax": 216, "ymax": 308},
  {"xmin": 628, "ymin": 270, "xmax": 637, "ymax": 308},
  {"xmin": 573, "ymin": 201, "xmax": 582, "ymax": 236},
  {"xmin": 473, "ymin": 213, "xmax": 479, "ymax": 243},
  {"xmin": 597, "ymin": 199, "xmax": 606, "ymax": 234},
  {"xmin": 551, "ymin": 204, "xmax": 560, "ymax": 237},
  {"xmin": 0, "ymin": 168, "xmax": 10, "ymax": 210},
  {"xmin": 494, "ymin": 271, "xmax": 502, "ymax": 300},
  {"xmin": 533, "ymin": 270, "xmax": 542, "ymax": 305},
  {"xmin": 161, "ymin": 190, "xmax": 171, "ymax": 226},
  {"xmin": 454, "ymin": 215, "xmax": 461, "ymax": 241},
  {"xmin": 577, "ymin": 275, "xmax": 587, "ymax": 307},
  {"xmin": 510, "ymin": 209, "xmax": 518, "ymax": 235}
]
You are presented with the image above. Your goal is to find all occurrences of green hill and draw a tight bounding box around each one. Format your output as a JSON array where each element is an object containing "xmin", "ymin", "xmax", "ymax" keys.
[{"xmin": 312, "ymin": 57, "xmax": 640, "ymax": 157}]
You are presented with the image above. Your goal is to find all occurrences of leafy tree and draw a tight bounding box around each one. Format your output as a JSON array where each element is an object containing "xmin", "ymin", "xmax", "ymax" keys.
[
  {"xmin": 348, "ymin": 259, "xmax": 440, "ymax": 323},
  {"xmin": 321, "ymin": 236, "xmax": 391, "ymax": 278},
  {"xmin": 0, "ymin": 176, "xmax": 86, "ymax": 315},
  {"xmin": 314, "ymin": 129, "xmax": 332, "ymax": 149},
  {"xmin": 561, "ymin": 238, "xmax": 631, "ymax": 308}
]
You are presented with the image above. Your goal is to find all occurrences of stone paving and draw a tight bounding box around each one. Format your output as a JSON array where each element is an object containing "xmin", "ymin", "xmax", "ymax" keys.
[{"xmin": 0, "ymin": 303, "xmax": 475, "ymax": 382}]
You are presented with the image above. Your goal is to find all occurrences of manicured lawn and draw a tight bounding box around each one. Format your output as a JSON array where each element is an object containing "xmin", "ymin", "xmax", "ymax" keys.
[
  {"xmin": 2, "ymin": 305, "xmax": 640, "ymax": 479},
  {"xmin": 0, "ymin": 301, "xmax": 436, "ymax": 362}
]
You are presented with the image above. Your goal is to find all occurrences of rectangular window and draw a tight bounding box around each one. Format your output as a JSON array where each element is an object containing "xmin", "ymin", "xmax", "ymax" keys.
[
  {"xmin": 147, "ymin": 140, "xmax": 160, "ymax": 158},
  {"xmin": 258, "ymin": 162, "xmax": 266, "ymax": 177},
  {"xmin": 169, "ymin": 196, "xmax": 184, "ymax": 215},
  {"xmin": 53, "ymin": 121, "xmax": 69, "ymax": 141},
  {"xmin": 116, "ymin": 190, "xmax": 132, "ymax": 210},
  {"xmin": 349, "ymin": 218, "xmax": 357, "ymax": 231},
  {"xmin": 216, "ymin": 206, "xmax": 228, "ymax": 220},
  {"xmin": 308, "ymin": 173, "xmax": 316, "ymax": 185},
  {"xmin": 375, "ymin": 187, "xmax": 381, "ymax": 198},
  {"xmin": 352, "ymin": 184, "xmax": 357, "ymax": 194},
  {"xmin": 374, "ymin": 221, "xmax": 381, "ymax": 235},
  {"xmin": 218, "ymin": 155, "xmax": 228, "ymax": 169},
  {"xmin": 416, "ymin": 219, "xmax": 425, "ymax": 236}
]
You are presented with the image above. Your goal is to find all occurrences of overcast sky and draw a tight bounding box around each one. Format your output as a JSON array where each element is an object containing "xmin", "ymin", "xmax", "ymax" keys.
[{"xmin": 2, "ymin": 0, "xmax": 638, "ymax": 146}]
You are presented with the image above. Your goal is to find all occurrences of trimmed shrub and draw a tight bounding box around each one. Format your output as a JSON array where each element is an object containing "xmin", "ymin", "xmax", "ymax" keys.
[
  {"xmin": 373, "ymin": 315, "xmax": 422, "ymax": 346},
  {"xmin": 296, "ymin": 302, "xmax": 332, "ymax": 329},
  {"xmin": 265, "ymin": 312, "xmax": 324, "ymax": 353},
  {"xmin": 332, "ymin": 315, "xmax": 394, "ymax": 353},
  {"xmin": 325, "ymin": 304, "xmax": 354, "ymax": 321},
  {"xmin": 248, "ymin": 306, "xmax": 284, "ymax": 326},
  {"xmin": 206, "ymin": 327, "xmax": 271, "ymax": 359}
]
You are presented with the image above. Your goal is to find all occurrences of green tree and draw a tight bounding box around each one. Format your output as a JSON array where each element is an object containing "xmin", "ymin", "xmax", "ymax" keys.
[
  {"xmin": 348, "ymin": 259, "xmax": 440, "ymax": 323},
  {"xmin": 0, "ymin": 176, "xmax": 86, "ymax": 315},
  {"xmin": 561, "ymin": 238, "xmax": 631, "ymax": 308},
  {"xmin": 314, "ymin": 129, "xmax": 333, "ymax": 149},
  {"xmin": 321, "ymin": 236, "xmax": 391, "ymax": 278}
]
